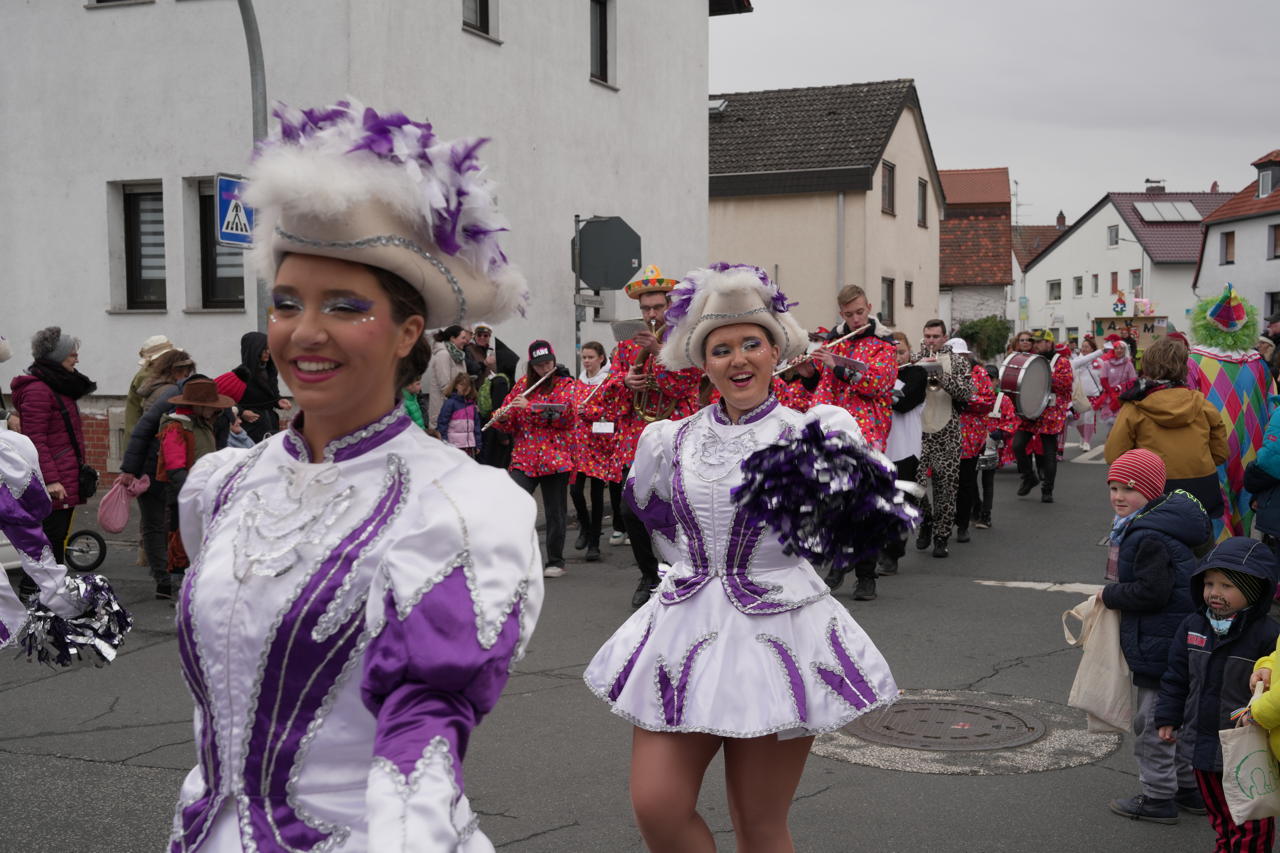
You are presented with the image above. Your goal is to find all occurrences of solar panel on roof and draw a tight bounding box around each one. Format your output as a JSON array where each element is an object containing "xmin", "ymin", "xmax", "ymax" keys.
[
  {"xmin": 1133, "ymin": 202, "xmax": 1163, "ymax": 221},
  {"xmin": 1153, "ymin": 201, "xmax": 1181, "ymax": 220},
  {"xmin": 1172, "ymin": 201, "xmax": 1202, "ymax": 221}
]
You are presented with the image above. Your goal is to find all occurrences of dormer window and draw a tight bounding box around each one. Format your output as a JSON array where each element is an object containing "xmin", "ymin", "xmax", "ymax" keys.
[{"xmin": 1261, "ymin": 171, "xmax": 1274, "ymax": 198}]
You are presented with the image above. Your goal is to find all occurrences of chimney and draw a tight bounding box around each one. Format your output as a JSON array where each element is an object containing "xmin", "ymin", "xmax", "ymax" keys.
[
  {"xmin": 1056, "ymin": 210, "xmax": 1066, "ymax": 230},
  {"xmin": 1210, "ymin": 180, "xmax": 1220, "ymax": 192},
  {"xmin": 1144, "ymin": 178, "xmax": 1166, "ymax": 194}
]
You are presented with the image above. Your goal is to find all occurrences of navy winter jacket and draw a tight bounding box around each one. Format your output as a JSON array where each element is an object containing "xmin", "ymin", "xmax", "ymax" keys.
[
  {"xmin": 1155, "ymin": 538, "xmax": 1280, "ymax": 771},
  {"xmin": 1245, "ymin": 461, "xmax": 1280, "ymax": 538},
  {"xmin": 1100, "ymin": 490, "xmax": 1212, "ymax": 687}
]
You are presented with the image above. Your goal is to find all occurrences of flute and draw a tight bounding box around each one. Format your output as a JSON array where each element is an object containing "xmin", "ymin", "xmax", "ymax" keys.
[
  {"xmin": 481, "ymin": 370, "xmax": 554, "ymax": 430},
  {"xmin": 772, "ymin": 323, "xmax": 870, "ymax": 376}
]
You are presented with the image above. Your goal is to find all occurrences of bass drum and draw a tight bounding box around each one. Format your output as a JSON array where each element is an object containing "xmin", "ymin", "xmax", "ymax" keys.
[{"xmin": 998, "ymin": 353, "xmax": 1052, "ymax": 420}]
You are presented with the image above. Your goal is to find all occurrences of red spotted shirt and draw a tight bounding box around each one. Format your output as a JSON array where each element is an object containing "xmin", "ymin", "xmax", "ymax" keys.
[
  {"xmin": 811, "ymin": 330, "xmax": 897, "ymax": 451},
  {"xmin": 960, "ymin": 363, "xmax": 997, "ymax": 459},
  {"xmin": 491, "ymin": 374, "xmax": 578, "ymax": 477},
  {"xmin": 571, "ymin": 378, "xmax": 618, "ymax": 481},
  {"xmin": 774, "ymin": 374, "xmax": 818, "ymax": 412}
]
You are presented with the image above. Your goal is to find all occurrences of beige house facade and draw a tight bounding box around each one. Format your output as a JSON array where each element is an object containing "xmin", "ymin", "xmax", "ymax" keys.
[{"xmin": 708, "ymin": 80, "xmax": 943, "ymax": 336}]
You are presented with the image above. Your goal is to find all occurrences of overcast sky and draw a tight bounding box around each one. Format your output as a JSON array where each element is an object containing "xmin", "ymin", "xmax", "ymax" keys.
[{"xmin": 709, "ymin": 0, "xmax": 1277, "ymax": 224}]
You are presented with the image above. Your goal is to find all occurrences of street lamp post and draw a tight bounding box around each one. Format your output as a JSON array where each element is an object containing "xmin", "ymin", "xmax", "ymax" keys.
[{"xmin": 235, "ymin": 0, "xmax": 269, "ymax": 331}]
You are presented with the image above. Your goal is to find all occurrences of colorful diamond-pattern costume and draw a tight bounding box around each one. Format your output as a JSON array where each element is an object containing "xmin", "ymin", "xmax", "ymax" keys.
[{"xmin": 1188, "ymin": 348, "xmax": 1273, "ymax": 539}]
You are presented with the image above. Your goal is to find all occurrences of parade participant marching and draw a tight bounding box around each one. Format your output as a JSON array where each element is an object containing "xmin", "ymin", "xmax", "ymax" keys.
[
  {"xmin": 570, "ymin": 341, "xmax": 615, "ymax": 563},
  {"xmin": 952, "ymin": 338, "xmax": 995, "ymax": 545},
  {"xmin": 584, "ymin": 265, "xmax": 701, "ymax": 607},
  {"xmin": 912, "ymin": 321, "xmax": 973, "ymax": 558},
  {"xmin": 584, "ymin": 263, "xmax": 902, "ymax": 853},
  {"xmin": 490, "ymin": 340, "xmax": 578, "ymax": 577},
  {"xmin": 879, "ymin": 331, "xmax": 928, "ymax": 576},
  {"xmin": 1072, "ymin": 336, "xmax": 1105, "ymax": 451},
  {"xmin": 1012, "ymin": 329, "xmax": 1074, "ymax": 502},
  {"xmin": 169, "ymin": 100, "xmax": 543, "ymax": 852}
]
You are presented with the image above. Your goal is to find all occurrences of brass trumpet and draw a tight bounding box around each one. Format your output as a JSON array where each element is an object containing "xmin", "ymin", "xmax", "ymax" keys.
[{"xmin": 633, "ymin": 318, "xmax": 676, "ymax": 423}]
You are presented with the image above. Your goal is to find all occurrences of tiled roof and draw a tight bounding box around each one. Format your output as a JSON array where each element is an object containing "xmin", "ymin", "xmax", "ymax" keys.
[
  {"xmin": 1251, "ymin": 150, "xmax": 1280, "ymax": 167},
  {"xmin": 941, "ymin": 215, "xmax": 1012, "ymax": 286},
  {"xmin": 709, "ymin": 79, "xmax": 916, "ymax": 175},
  {"xmin": 1202, "ymin": 179, "xmax": 1280, "ymax": 225},
  {"xmin": 939, "ymin": 168, "xmax": 1010, "ymax": 206},
  {"xmin": 1011, "ymin": 225, "xmax": 1062, "ymax": 271},
  {"xmin": 1111, "ymin": 192, "xmax": 1235, "ymax": 263}
]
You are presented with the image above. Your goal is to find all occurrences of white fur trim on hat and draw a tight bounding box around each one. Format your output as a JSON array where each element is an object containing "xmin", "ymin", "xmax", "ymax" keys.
[{"xmin": 659, "ymin": 265, "xmax": 807, "ymax": 370}]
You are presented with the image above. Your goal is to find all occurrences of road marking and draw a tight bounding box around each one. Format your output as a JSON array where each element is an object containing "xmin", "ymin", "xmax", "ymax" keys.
[
  {"xmin": 1069, "ymin": 443, "xmax": 1108, "ymax": 465},
  {"xmin": 975, "ymin": 580, "xmax": 1103, "ymax": 595}
]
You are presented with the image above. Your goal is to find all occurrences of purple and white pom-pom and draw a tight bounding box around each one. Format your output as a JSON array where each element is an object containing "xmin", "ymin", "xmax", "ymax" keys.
[
  {"xmin": 18, "ymin": 575, "xmax": 133, "ymax": 668},
  {"xmin": 731, "ymin": 420, "xmax": 919, "ymax": 571}
]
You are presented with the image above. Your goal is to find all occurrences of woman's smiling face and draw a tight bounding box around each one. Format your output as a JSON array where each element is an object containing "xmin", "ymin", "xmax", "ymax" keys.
[
  {"xmin": 268, "ymin": 254, "xmax": 423, "ymax": 444},
  {"xmin": 703, "ymin": 323, "xmax": 779, "ymax": 422}
]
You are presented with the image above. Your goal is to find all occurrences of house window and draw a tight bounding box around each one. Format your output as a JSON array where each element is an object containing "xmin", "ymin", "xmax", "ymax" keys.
[
  {"xmin": 1092, "ymin": 273, "xmax": 1099, "ymax": 295},
  {"xmin": 124, "ymin": 187, "xmax": 166, "ymax": 310},
  {"xmin": 462, "ymin": 0, "xmax": 490, "ymax": 33},
  {"xmin": 904, "ymin": 280, "xmax": 914, "ymax": 307},
  {"xmin": 1107, "ymin": 225, "xmax": 1119, "ymax": 247},
  {"xmin": 1270, "ymin": 224, "xmax": 1280, "ymax": 259},
  {"xmin": 881, "ymin": 162, "xmax": 896, "ymax": 215},
  {"xmin": 1221, "ymin": 231, "xmax": 1236, "ymax": 265},
  {"xmin": 198, "ymin": 185, "xmax": 245, "ymax": 309},
  {"xmin": 1110, "ymin": 271, "xmax": 1119, "ymax": 294},
  {"xmin": 881, "ymin": 277, "xmax": 895, "ymax": 325},
  {"xmin": 589, "ymin": 0, "xmax": 609, "ymax": 83},
  {"xmin": 1073, "ymin": 276, "xmax": 1083, "ymax": 297},
  {"xmin": 1129, "ymin": 268, "xmax": 1141, "ymax": 296},
  {"xmin": 1262, "ymin": 171, "xmax": 1274, "ymax": 198},
  {"xmin": 916, "ymin": 179, "xmax": 927, "ymax": 227},
  {"xmin": 1067, "ymin": 327, "xmax": 1079, "ymax": 346},
  {"xmin": 1047, "ymin": 279, "xmax": 1062, "ymax": 302}
]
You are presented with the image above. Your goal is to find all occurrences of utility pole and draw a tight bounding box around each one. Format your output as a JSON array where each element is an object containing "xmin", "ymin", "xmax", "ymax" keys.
[{"xmin": 236, "ymin": 0, "xmax": 269, "ymax": 331}]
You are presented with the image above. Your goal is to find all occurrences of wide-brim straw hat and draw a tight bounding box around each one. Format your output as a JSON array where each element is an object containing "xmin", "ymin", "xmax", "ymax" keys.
[
  {"xmin": 659, "ymin": 264, "xmax": 807, "ymax": 370},
  {"xmin": 169, "ymin": 378, "xmax": 235, "ymax": 409},
  {"xmin": 624, "ymin": 264, "xmax": 679, "ymax": 300},
  {"xmin": 245, "ymin": 100, "xmax": 527, "ymax": 328}
]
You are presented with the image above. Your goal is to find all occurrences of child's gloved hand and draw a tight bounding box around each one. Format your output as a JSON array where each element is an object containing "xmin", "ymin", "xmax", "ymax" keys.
[
  {"xmin": 1157, "ymin": 725, "xmax": 1176, "ymax": 743},
  {"xmin": 1252, "ymin": 668, "xmax": 1272, "ymax": 691}
]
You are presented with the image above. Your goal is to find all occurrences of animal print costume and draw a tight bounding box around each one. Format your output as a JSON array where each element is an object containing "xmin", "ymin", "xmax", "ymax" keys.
[{"xmin": 914, "ymin": 348, "xmax": 973, "ymax": 548}]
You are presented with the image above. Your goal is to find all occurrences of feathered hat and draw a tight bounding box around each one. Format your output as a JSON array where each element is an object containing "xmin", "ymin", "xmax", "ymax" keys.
[
  {"xmin": 1192, "ymin": 283, "xmax": 1259, "ymax": 353},
  {"xmin": 245, "ymin": 99, "xmax": 527, "ymax": 327},
  {"xmin": 624, "ymin": 264, "xmax": 679, "ymax": 299},
  {"xmin": 659, "ymin": 263, "xmax": 807, "ymax": 370}
]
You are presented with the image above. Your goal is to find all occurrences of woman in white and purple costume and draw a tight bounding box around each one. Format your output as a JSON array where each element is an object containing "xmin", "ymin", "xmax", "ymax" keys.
[
  {"xmin": 585, "ymin": 264, "xmax": 903, "ymax": 851},
  {"xmin": 169, "ymin": 101, "xmax": 542, "ymax": 852}
]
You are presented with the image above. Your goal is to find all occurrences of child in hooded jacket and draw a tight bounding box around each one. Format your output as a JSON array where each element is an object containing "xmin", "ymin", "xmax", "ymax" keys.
[
  {"xmin": 436, "ymin": 373, "xmax": 482, "ymax": 456},
  {"xmin": 1098, "ymin": 449, "xmax": 1212, "ymax": 824},
  {"xmin": 1155, "ymin": 538, "xmax": 1280, "ymax": 852}
]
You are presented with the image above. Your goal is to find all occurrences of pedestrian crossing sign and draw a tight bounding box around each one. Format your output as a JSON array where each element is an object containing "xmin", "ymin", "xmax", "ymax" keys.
[{"xmin": 216, "ymin": 174, "xmax": 254, "ymax": 248}]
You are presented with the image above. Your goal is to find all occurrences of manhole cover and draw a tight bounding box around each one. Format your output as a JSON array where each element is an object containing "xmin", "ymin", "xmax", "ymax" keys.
[{"xmin": 843, "ymin": 700, "xmax": 1045, "ymax": 752}]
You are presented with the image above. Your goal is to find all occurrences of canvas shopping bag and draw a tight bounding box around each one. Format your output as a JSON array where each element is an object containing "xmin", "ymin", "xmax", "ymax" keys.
[
  {"xmin": 1220, "ymin": 684, "xmax": 1280, "ymax": 824},
  {"xmin": 1063, "ymin": 596, "xmax": 1133, "ymax": 733}
]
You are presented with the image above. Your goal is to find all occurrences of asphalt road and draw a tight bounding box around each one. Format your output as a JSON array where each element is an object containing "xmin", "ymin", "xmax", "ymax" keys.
[{"xmin": 0, "ymin": 439, "xmax": 1222, "ymax": 852}]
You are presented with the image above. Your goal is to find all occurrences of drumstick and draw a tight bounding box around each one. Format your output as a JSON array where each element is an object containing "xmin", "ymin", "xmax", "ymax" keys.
[
  {"xmin": 482, "ymin": 371, "xmax": 553, "ymax": 430},
  {"xmin": 772, "ymin": 323, "xmax": 871, "ymax": 376}
]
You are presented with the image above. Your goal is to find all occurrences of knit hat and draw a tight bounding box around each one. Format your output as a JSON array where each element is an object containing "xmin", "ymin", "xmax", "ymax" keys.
[
  {"xmin": 31, "ymin": 326, "xmax": 78, "ymax": 363},
  {"xmin": 1107, "ymin": 448, "xmax": 1166, "ymax": 502},
  {"xmin": 1218, "ymin": 568, "xmax": 1265, "ymax": 606},
  {"xmin": 245, "ymin": 100, "xmax": 527, "ymax": 327},
  {"xmin": 137, "ymin": 335, "xmax": 175, "ymax": 366}
]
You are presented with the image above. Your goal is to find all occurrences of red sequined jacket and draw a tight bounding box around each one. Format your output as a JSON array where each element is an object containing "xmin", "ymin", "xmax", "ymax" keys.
[
  {"xmin": 491, "ymin": 374, "xmax": 578, "ymax": 477},
  {"xmin": 811, "ymin": 324, "xmax": 896, "ymax": 451},
  {"xmin": 1019, "ymin": 351, "xmax": 1074, "ymax": 436},
  {"xmin": 960, "ymin": 362, "xmax": 997, "ymax": 459}
]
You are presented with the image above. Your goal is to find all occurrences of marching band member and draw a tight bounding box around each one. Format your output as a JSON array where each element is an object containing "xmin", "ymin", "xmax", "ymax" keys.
[
  {"xmin": 878, "ymin": 331, "xmax": 928, "ymax": 576},
  {"xmin": 584, "ymin": 266, "xmax": 701, "ymax": 608},
  {"xmin": 1012, "ymin": 329, "xmax": 1074, "ymax": 503},
  {"xmin": 912, "ymin": 321, "xmax": 973, "ymax": 558},
  {"xmin": 952, "ymin": 338, "xmax": 996, "ymax": 545},
  {"xmin": 569, "ymin": 340, "xmax": 615, "ymax": 563},
  {"xmin": 585, "ymin": 263, "xmax": 899, "ymax": 853}
]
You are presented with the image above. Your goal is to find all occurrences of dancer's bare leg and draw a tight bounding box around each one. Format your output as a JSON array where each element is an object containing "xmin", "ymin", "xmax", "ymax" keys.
[
  {"xmin": 723, "ymin": 734, "xmax": 814, "ymax": 853},
  {"xmin": 631, "ymin": 728, "xmax": 722, "ymax": 852}
]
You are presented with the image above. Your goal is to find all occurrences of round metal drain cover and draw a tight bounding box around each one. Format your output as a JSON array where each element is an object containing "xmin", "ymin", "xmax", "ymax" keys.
[{"xmin": 843, "ymin": 700, "xmax": 1045, "ymax": 752}]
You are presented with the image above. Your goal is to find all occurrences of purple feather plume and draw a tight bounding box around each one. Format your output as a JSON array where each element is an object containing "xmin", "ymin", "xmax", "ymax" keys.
[{"xmin": 731, "ymin": 420, "xmax": 918, "ymax": 571}]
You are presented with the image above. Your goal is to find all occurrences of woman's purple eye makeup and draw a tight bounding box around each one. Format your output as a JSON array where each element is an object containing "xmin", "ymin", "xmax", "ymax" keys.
[{"xmin": 269, "ymin": 292, "xmax": 376, "ymax": 322}]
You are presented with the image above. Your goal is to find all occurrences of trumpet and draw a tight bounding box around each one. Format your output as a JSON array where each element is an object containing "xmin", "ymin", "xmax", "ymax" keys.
[{"xmin": 632, "ymin": 318, "xmax": 676, "ymax": 423}]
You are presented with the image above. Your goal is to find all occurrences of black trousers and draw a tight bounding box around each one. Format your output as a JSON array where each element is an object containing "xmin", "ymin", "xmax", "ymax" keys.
[
  {"xmin": 569, "ymin": 474, "xmax": 606, "ymax": 547},
  {"xmin": 885, "ymin": 456, "xmax": 920, "ymax": 560},
  {"xmin": 1012, "ymin": 430, "xmax": 1058, "ymax": 494},
  {"xmin": 977, "ymin": 467, "xmax": 995, "ymax": 522},
  {"xmin": 954, "ymin": 457, "xmax": 979, "ymax": 532},
  {"xmin": 42, "ymin": 507, "xmax": 74, "ymax": 564},
  {"xmin": 510, "ymin": 470, "xmax": 569, "ymax": 568},
  {"xmin": 137, "ymin": 480, "xmax": 170, "ymax": 583},
  {"xmin": 609, "ymin": 481, "xmax": 624, "ymax": 534},
  {"xmin": 619, "ymin": 465, "xmax": 660, "ymax": 586}
]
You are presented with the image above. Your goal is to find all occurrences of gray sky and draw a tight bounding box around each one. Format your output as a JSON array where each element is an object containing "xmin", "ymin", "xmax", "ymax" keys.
[{"xmin": 710, "ymin": 0, "xmax": 1277, "ymax": 224}]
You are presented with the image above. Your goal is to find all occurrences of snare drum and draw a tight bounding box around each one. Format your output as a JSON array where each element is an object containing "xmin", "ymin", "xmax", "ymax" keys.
[{"xmin": 998, "ymin": 352, "xmax": 1052, "ymax": 420}]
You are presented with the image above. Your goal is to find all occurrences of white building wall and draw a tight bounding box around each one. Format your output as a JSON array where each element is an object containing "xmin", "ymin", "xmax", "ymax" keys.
[
  {"xmin": 1201, "ymin": 215, "xmax": 1280, "ymax": 314},
  {"xmin": 0, "ymin": 0, "xmax": 708, "ymax": 397}
]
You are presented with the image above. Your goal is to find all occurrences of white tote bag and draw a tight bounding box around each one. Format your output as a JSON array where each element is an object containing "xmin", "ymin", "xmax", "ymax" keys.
[
  {"xmin": 1220, "ymin": 684, "xmax": 1280, "ymax": 823},
  {"xmin": 1063, "ymin": 597, "xmax": 1133, "ymax": 733}
]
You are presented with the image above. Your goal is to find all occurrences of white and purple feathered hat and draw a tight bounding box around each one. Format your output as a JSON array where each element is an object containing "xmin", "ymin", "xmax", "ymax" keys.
[
  {"xmin": 245, "ymin": 99, "xmax": 527, "ymax": 326},
  {"xmin": 659, "ymin": 263, "xmax": 807, "ymax": 370}
]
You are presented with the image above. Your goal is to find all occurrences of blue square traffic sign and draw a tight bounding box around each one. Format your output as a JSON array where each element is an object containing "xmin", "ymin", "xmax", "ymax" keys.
[{"xmin": 216, "ymin": 174, "xmax": 254, "ymax": 247}]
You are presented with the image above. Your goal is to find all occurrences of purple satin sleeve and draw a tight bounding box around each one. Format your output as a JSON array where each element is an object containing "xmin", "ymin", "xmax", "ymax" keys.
[
  {"xmin": 623, "ymin": 475, "xmax": 678, "ymax": 541},
  {"xmin": 0, "ymin": 475, "xmax": 54, "ymax": 562},
  {"xmin": 361, "ymin": 567, "xmax": 522, "ymax": 792}
]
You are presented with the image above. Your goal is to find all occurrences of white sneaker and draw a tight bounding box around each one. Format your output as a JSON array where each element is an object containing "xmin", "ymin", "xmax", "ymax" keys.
[
  {"xmin": 543, "ymin": 565, "xmax": 566, "ymax": 578},
  {"xmin": 609, "ymin": 531, "xmax": 626, "ymax": 545},
  {"xmin": 1079, "ymin": 441, "xmax": 1091, "ymax": 452}
]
